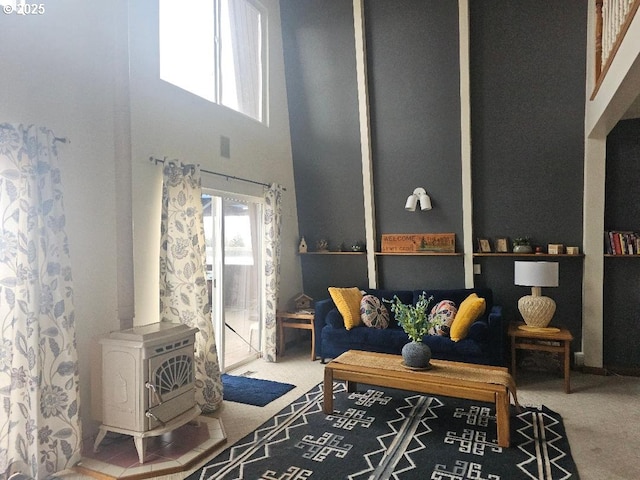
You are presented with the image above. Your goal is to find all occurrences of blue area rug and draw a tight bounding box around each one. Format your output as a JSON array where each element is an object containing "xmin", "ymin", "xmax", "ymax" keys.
[
  {"xmin": 222, "ymin": 374, "xmax": 295, "ymax": 407},
  {"xmin": 189, "ymin": 382, "xmax": 578, "ymax": 479}
]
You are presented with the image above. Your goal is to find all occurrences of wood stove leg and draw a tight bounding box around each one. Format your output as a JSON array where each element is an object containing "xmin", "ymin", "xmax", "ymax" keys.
[
  {"xmin": 134, "ymin": 436, "xmax": 147, "ymax": 464},
  {"xmin": 93, "ymin": 426, "xmax": 108, "ymax": 452}
]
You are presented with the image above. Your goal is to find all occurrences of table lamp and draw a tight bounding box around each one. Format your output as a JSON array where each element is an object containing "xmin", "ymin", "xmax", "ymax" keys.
[{"xmin": 514, "ymin": 261, "xmax": 559, "ymax": 329}]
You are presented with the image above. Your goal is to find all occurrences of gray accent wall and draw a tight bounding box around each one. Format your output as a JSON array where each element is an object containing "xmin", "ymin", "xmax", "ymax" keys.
[
  {"xmin": 604, "ymin": 119, "xmax": 640, "ymax": 370},
  {"xmin": 281, "ymin": 0, "xmax": 588, "ymax": 348},
  {"xmin": 281, "ymin": 0, "xmax": 367, "ymax": 300},
  {"xmin": 366, "ymin": 0, "xmax": 464, "ymax": 289},
  {"xmin": 470, "ymin": 1, "xmax": 587, "ymax": 351}
]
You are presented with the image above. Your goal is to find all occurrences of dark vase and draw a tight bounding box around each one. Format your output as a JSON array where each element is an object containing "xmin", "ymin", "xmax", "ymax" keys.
[{"xmin": 401, "ymin": 341, "xmax": 432, "ymax": 368}]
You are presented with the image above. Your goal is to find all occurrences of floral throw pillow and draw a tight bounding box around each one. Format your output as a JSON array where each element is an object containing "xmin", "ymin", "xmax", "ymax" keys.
[
  {"xmin": 360, "ymin": 295, "xmax": 390, "ymax": 329},
  {"xmin": 428, "ymin": 300, "xmax": 458, "ymax": 336}
]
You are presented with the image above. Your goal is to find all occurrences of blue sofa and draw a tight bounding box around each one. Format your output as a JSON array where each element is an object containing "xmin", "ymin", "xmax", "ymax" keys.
[{"xmin": 313, "ymin": 287, "xmax": 507, "ymax": 366}]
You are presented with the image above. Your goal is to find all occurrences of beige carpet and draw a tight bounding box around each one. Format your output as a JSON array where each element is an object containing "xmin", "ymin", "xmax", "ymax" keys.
[{"xmin": 60, "ymin": 343, "xmax": 640, "ymax": 479}]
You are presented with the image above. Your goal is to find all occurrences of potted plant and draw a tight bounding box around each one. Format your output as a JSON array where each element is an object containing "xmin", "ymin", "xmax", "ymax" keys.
[
  {"xmin": 513, "ymin": 237, "xmax": 533, "ymax": 254},
  {"xmin": 385, "ymin": 293, "xmax": 442, "ymax": 368}
]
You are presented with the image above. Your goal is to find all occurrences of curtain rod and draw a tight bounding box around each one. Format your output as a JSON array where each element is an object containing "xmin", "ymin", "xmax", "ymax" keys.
[{"xmin": 149, "ymin": 156, "xmax": 285, "ymax": 190}]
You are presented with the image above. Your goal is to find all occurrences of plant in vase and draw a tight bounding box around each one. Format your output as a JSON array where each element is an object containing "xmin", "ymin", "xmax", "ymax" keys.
[
  {"xmin": 385, "ymin": 292, "xmax": 441, "ymax": 368},
  {"xmin": 513, "ymin": 237, "xmax": 533, "ymax": 254}
]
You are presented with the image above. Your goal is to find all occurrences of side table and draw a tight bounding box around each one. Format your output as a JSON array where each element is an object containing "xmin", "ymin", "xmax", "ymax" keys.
[
  {"xmin": 277, "ymin": 310, "xmax": 315, "ymax": 361},
  {"xmin": 508, "ymin": 322, "xmax": 573, "ymax": 393}
]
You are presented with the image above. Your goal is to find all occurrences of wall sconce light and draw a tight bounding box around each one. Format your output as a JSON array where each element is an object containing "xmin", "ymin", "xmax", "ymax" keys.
[{"xmin": 405, "ymin": 187, "xmax": 432, "ymax": 211}]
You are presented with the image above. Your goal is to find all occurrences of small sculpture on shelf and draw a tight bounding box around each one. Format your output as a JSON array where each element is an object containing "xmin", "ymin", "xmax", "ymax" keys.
[
  {"xmin": 292, "ymin": 293, "xmax": 314, "ymax": 313},
  {"xmin": 351, "ymin": 241, "xmax": 365, "ymax": 252},
  {"xmin": 316, "ymin": 239, "xmax": 329, "ymax": 252},
  {"xmin": 299, "ymin": 236, "xmax": 308, "ymax": 253}
]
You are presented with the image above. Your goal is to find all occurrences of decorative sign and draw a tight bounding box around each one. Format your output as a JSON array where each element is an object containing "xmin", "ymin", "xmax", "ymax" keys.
[{"xmin": 381, "ymin": 233, "xmax": 456, "ymax": 253}]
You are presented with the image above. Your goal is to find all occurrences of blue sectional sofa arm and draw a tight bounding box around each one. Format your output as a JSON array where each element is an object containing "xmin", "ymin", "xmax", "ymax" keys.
[
  {"xmin": 312, "ymin": 288, "xmax": 508, "ymax": 367},
  {"xmin": 313, "ymin": 297, "xmax": 335, "ymax": 359},
  {"xmin": 486, "ymin": 305, "xmax": 507, "ymax": 366}
]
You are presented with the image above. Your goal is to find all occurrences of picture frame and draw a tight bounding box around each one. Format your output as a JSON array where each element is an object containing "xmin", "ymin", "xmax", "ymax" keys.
[
  {"xmin": 477, "ymin": 238, "xmax": 492, "ymax": 253},
  {"xmin": 495, "ymin": 237, "xmax": 509, "ymax": 253}
]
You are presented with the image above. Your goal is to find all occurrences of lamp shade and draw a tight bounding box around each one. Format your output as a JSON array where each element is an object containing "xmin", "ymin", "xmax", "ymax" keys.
[{"xmin": 514, "ymin": 261, "xmax": 559, "ymax": 287}]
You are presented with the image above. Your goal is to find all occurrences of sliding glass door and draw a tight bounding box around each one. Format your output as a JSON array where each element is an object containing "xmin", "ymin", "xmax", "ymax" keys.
[{"xmin": 202, "ymin": 191, "xmax": 263, "ymax": 371}]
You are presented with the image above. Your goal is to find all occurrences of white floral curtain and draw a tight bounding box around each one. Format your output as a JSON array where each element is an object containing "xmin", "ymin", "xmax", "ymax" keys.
[
  {"xmin": 262, "ymin": 184, "xmax": 283, "ymax": 362},
  {"xmin": 0, "ymin": 123, "xmax": 81, "ymax": 479},
  {"xmin": 159, "ymin": 164, "xmax": 222, "ymax": 412}
]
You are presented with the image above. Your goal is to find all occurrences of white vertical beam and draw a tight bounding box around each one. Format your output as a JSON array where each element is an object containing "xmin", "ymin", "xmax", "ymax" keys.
[
  {"xmin": 459, "ymin": 0, "xmax": 474, "ymax": 287},
  {"xmin": 115, "ymin": 0, "xmax": 134, "ymax": 329},
  {"xmin": 353, "ymin": 0, "xmax": 378, "ymax": 288},
  {"xmin": 582, "ymin": 137, "xmax": 605, "ymax": 369}
]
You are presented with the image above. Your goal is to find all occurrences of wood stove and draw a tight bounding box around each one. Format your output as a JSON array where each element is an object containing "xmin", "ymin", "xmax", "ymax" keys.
[{"xmin": 94, "ymin": 322, "xmax": 201, "ymax": 463}]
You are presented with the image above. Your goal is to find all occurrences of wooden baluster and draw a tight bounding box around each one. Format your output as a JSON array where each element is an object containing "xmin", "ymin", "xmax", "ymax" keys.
[{"xmin": 596, "ymin": 0, "xmax": 603, "ymax": 81}]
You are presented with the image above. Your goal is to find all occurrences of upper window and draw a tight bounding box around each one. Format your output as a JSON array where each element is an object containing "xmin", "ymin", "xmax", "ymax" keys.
[{"xmin": 159, "ymin": 0, "xmax": 266, "ymax": 123}]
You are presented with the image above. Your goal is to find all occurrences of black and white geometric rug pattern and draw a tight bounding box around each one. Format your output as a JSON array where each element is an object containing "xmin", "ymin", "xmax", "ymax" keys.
[{"xmin": 188, "ymin": 382, "xmax": 578, "ymax": 479}]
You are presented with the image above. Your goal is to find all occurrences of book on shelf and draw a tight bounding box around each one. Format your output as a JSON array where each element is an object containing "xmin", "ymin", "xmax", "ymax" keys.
[{"xmin": 605, "ymin": 230, "xmax": 640, "ymax": 255}]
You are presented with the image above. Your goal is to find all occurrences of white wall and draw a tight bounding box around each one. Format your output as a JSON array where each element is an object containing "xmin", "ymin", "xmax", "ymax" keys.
[
  {"xmin": 127, "ymin": 0, "xmax": 302, "ymax": 325},
  {"xmin": 0, "ymin": 1, "xmax": 123, "ymax": 435},
  {"xmin": 1, "ymin": 0, "xmax": 303, "ymax": 443}
]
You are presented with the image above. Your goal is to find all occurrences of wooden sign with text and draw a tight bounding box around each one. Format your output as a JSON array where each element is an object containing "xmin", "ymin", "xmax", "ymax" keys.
[{"xmin": 381, "ymin": 233, "xmax": 456, "ymax": 253}]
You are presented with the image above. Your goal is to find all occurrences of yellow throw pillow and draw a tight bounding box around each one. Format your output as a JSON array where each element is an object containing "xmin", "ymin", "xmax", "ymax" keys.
[
  {"xmin": 328, "ymin": 287, "xmax": 363, "ymax": 330},
  {"xmin": 449, "ymin": 293, "xmax": 486, "ymax": 342}
]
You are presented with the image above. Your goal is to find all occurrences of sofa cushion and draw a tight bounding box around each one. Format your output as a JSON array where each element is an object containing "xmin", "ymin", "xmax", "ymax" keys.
[
  {"xmin": 328, "ymin": 287, "xmax": 363, "ymax": 330},
  {"xmin": 450, "ymin": 293, "xmax": 486, "ymax": 342},
  {"xmin": 413, "ymin": 288, "xmax": 493, "ymax": 315},
  {"xmin": 364, "ymin": 289, "xmax": 413, "ymax": 327},
  {"xmin": 428, "ymin": 300, "xmax": 457, "ymax": 336},
  {"xmin": 360, "ymin": 295, "xmax": 390, "ymax": 329}
]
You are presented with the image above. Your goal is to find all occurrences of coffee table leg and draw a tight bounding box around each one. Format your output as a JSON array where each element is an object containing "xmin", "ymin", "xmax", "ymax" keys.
[
  {"xmin": 495, "ymin": 390, "xmax": 510, "ymax": 448},
  {"xmin": 323, "ymin": 367, "xmax": 333, "ymax": 414}
]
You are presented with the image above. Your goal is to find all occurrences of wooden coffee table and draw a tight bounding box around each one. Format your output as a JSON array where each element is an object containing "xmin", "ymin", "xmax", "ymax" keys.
[{"xmin": 323, "ymin": 350, "xmax": 515, "ymax": 448}]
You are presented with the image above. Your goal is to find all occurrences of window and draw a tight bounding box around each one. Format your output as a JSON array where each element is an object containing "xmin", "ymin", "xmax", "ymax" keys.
[{"xmin": 159, "ymin": 0, "xmax": 266, "ymax": 123}]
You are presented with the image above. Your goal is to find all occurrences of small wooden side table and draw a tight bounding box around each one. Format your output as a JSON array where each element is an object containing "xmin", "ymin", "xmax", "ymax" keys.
[
  {"xmin": 277, "ymin": 310, "xmax": 315, "ymax": 361},
  {"xmin": 509, "ymin": 322, "xmax": 573, "ymax": 393}
]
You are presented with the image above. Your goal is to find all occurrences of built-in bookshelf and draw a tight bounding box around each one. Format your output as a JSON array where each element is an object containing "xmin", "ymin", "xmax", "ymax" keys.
[{"xmin": 604, "ymin": 230, "xmax": 640, "ymax": 256}]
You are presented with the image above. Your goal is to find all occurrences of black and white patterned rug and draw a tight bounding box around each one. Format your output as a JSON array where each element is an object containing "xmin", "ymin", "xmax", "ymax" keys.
[{"xmin": 188, "ymin": 382, "xmax": 578, "ymax": 479}]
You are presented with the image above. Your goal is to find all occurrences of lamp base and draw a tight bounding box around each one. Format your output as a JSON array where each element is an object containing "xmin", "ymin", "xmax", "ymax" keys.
[
  {"xmin": 518, "ymin": 325, "xmax": 560, "ymax": 333},
  {"xmin": 518, "ymin": 295, "xmax": 556, "ymax": 328}
]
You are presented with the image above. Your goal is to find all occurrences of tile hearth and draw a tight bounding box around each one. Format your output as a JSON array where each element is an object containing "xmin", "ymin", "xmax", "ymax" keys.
[{"xmin": 75, "ymin": 416, "xmax": 225, "ymax": 479}]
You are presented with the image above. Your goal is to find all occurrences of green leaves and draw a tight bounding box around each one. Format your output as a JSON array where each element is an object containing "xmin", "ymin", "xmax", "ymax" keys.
[{"xmin": 385, "ymin": 292, "xmax": 441, "ymax": 342}]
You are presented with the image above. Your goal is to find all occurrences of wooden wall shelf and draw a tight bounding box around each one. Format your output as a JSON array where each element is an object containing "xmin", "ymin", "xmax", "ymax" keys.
[
  {"xmin": 376, "ymin": 252, "xmax": 462, "ymax": 256},
  {"xmin": 473, "ymin": 253, "xmax": 585, "ymax": 258},
  {"xmin": 300, "ymin": 251, "xmax": 463, "ymax": 256},
  {"xmin": 473, "ymin": 253, "xmax": 584, "ymax": 258},
  {"xmin": 299, "ymin": 251, "xmax": 365, "ymax": 255}
]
